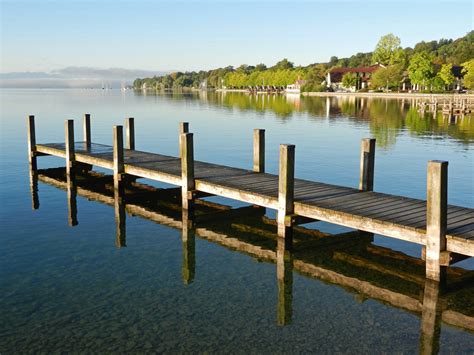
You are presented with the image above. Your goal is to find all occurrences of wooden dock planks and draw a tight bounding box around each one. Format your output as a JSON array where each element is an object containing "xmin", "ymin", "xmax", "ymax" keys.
[{"xmin": 36, "ymin": 140, "xmax": 474, "ymax": 257}]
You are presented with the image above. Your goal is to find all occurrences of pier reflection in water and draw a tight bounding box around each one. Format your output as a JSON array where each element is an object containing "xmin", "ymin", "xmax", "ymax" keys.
[{"xmin": 31, "ymin": 166, "xmax": 474, "ymax": 346}]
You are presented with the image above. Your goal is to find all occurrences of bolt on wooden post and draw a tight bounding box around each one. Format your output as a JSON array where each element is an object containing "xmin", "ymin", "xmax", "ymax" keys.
[
  {"xmin": 83, "ymin": 114, "xmax": 91, "ymax": 149},
  {"xmin": 125, "ymin": 117, "xmax": 135, "ymax": 150},
  {"xmin": 113, "ymin": 126, "xmax": 124, "ymax": 191},
  {"xmin": 180, "ymin": 132, "xmax": 195, "ymax": 210},
  {"xmin": 277, "ymin": 144, "xmax": 295, "ymax": 243},
  {"xmin": 425, "ymin": 160, "xmax": 448, "ymax": 282},
  {"xmin": 27, "ymin": 115, "xmax": 37, "ymax": 171},
  {"xmin": 65, "ymin": 120, "xmax": 75, "ymax": 175},
  {"xmin": 253, "ymin": 129, "xmax": 265, "ymax": 173},
  {"xmin": 359, "ymin": 138, "xmax": 376, "ymax": 191}
]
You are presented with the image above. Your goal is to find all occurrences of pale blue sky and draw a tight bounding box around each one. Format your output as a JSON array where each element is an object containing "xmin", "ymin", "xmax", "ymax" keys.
[{"xmin": 1, "ymin": 0, "xmax": 473, "ymax": 73}]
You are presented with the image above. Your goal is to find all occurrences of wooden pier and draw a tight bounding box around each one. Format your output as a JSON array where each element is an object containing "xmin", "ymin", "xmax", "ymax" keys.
[
  {"xmin": 27, "ymin": 114, "xmax": 473, "ymax": 282},
  {"xmin": 32, "ymin": 168, "xmax": 474, "ymax": 343},
  {"xmin": 417, "ymin": 96, "xmax": 474, "ymax": 116}
]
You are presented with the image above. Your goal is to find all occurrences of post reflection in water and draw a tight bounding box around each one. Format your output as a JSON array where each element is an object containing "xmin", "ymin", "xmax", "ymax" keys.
[
  {"xmin": 32, "ymin": 168, "xmax": 474, "ymax": 340},
  {"xmin": 181, "ymin": 209, "xmax": 196, "ymax": 285},
  {"xmin": 420, "ymin": 279, "xmax": 443, "ymax": 355},
  {"xmin": 29, "ymin": 164, "xmax": 39, "ymax": 210},
  {"xmin": 114, "ymin": 181, "xmax": 126, "ymax": 248},
  {"xmin": 277, "ymin": 237, "xmax": 293, "ymax": 326},
  {"xmin": 66, "ymin": 171, "xmax": 78, "ymax": 227}
]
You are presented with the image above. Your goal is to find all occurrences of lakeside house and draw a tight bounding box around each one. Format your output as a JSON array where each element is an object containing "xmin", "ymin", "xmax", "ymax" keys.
[
  {"xmin": 326, "ymin": 64, "xmax": 385, "ymax": 91},
  {"xmin": 285, "ymin": 79, "xmax": 307, "ymax": 93}
]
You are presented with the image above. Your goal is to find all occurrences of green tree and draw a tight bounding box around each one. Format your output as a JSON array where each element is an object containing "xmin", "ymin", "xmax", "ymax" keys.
[
  {"xmin": 342, "ymin": 73, "xmax": 357, "ymax": 88},
  {"xmin": 273, "ymin": 58, "xmax": 294, "ymax": 70},
  {"xmin": 462, "ymin": 59, "xmax": 474, "ymax": 89},
  {"xmin": 437, "ymin": 63, "xmax": 455, "ymax": 89},
  {"xmin": 306, "ymin": 63, "xmax": 327, "ymax": 83},
  {"xmin": 370, "ymin": 65, "xmax": 403, "ymax": 90},
  {"xmin": 408, "ymin": 51, "xmax": 435, "ymax": 89},
  {"xmin": 372, "ymin": 34, "xmax": 402, "ymax": 65}
]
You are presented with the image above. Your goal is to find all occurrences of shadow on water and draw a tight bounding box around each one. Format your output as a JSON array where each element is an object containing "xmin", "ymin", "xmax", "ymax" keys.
[
  {"xmin": 135, "ymin": 91, "xmax": 474, "ymax": 148},
  {"xmin": 31, "ymin": 167, "xmax": 474, "ymax": 346}
]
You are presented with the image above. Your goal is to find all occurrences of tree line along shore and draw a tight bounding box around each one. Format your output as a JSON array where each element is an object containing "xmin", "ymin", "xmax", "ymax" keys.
[{"xmin": 133, "ymin": 32, "xmax": 474, "ymax": 93}]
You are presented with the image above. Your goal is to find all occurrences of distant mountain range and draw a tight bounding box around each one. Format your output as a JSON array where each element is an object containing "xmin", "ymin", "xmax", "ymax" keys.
[{"xmin": 0, "ymin": 67, "xmax": 170, "ymax": 88}]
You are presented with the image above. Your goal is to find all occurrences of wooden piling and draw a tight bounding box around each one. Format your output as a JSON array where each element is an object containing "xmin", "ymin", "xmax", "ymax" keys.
[
  {"xmin": 125, "ymin": 117, "xmax": 135, "ymax": 150},
  {"xmin": 83, "ymin": 114, "xmax": 91, "ymax": 149},
  {"xmin": 113, "ymin": 126, "xmax": 124, "ymax": 190},
  {"xmin": 27, "ymin": 115, "xmax": 37, "ymax": 170},
  {"xmin": 180, "ymin": 133, "xmax": 195, "ymax": 210},
  {"xmin": 277, "ymin": 144, "xmax": 295, "ymax": 242},
  {"xmin": 253, "ymin": 129, "xmax": 265, "ymax": 173},
  {"xmin": 65, "ymin": 120, "xmax": 75, "ymax": 175},
  {"xmin": 359, "ymin": 138, "xmax": 376, "ymax": 191},
  {"xmin": 425, "ymin": 161, "xmax": 448, "ymax": 282},
  {"xmin": 179, "ymin": 122, "xmax": 189, "ymax": 134}
]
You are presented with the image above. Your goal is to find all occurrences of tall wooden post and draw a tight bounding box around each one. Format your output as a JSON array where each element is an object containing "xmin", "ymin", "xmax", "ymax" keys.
[
  {"xmin": 420, "ymin": 279, "xmax": 442, "ymax": 355},
  {"xmin": 425, "ymin": 160, "xmax": 448, "ymax": 282},
  {"xmin": 125, "ymin": 117, "xmax": 135, "ymax": 150},
  {"xmin": 179, "ymin": 122, "xmax": 189, "ymax": 135},
  {"xmin": 65, "ymin": 120, "xmax": 75, "ymax": 175},
  {"xmin": 182, "ymin": 209, "xmax": 195, "ymax": 285},
  {"xmin": 113, "ymin": 126, "xmax": 124, "ymax": 191},
  {"xmin": 83, "ymin": 114, "xmax": 91, "ymax": 149},
  {"xmin": 359, "ymin": 138, "xmax": 376, "ymax": 191},
  {"xmin": 27, "ymin": 115, "xmax": 37, "ymax": 171},
  {"xmin": 277, "ymin": 237, "xmax": 293, "ymax": 326},
  {"xmin": 253, "ymin": 129, "xmax": 265, "ymax": 173},
  {"xmin": 277, "ymin": 144, "xmax": 295, "ymax": 243},
  {"xmin": 180, "ymin": 133, "xmax": 195, "ymax": 210}
]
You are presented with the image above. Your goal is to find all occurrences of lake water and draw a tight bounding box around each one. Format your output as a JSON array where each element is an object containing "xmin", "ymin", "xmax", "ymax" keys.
[{"xmin": 1, "ymin": 89, "xmax": 473, "ymax": 352}]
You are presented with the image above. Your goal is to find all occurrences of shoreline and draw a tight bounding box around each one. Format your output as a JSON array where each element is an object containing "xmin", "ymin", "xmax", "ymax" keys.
[
  {"xmin": 301, "ymin": 92, "xmax": 474, "ymax": 99},
  {"xmin": 215, "ymin": 89, "xmax": 474, "ymax": 99}
]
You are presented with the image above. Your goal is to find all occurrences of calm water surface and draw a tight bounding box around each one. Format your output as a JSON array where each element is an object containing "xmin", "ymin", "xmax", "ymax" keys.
[{"xmin": 1, "ymin": 89, "xmax": 473, "ymax": 353}]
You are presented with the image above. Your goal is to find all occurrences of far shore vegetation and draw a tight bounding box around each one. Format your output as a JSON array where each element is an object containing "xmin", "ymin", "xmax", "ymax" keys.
[{"xmin": 134, "ymin": 32, "xmax": 474, "ymax": 93}]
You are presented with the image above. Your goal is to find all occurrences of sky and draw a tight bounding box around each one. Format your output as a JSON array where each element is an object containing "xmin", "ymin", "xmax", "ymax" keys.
[{"xmin": 1, "ymin": 0, "xmax": 473, "ymax": 73}]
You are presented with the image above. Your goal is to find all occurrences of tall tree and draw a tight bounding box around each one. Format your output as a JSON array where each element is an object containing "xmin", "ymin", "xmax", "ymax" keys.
[
  {"xmin": 437, "ymin": 63, "xmax": 455, "ymax": 89},
  {"xmin": 370, "ymin": 65, "xmax": 403, "ymax": 90},
  {"xmin": 408, "ymin": 52, "xmax": 435, "ymax": 89},
  {"xmin": 372, "ymin": 34, "xmax": 402, "ymax": 65},
  {"xmin": 462, "ymin": 59, "xmax": 474, "ymax": 89},
  {"xmin": 273, "ymin": 58, "xmax": 294, "ymax": 70}
]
